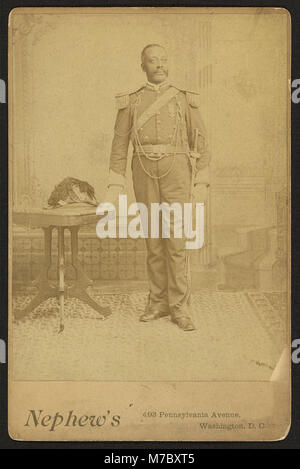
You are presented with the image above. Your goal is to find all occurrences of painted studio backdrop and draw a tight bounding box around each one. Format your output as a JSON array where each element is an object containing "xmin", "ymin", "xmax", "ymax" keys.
[{"xmin": 10, "ymin": 10, "xmax": 289, "ymax": 381}]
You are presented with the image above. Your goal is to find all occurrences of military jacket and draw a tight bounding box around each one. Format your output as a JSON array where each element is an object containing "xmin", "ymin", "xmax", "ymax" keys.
[{"xmin": 109, "ymin": 82, "xmax": 210, "ymax": 176}]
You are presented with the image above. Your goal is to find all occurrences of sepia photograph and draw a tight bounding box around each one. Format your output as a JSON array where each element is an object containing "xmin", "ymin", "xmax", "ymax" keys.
[{"xmin": 8, "ymin": 7, "xmax": 291, "ymax": 441}]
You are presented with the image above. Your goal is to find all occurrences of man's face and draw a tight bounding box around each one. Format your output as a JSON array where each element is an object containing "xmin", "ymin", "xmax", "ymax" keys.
[{"xmin": 141, "ymin": 46, "xmax": 168, "ymax": 84}]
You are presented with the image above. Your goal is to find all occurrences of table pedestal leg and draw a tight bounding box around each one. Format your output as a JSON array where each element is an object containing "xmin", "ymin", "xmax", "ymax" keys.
[
  {"xmin": 67, "ymin": 227, "xmax": 111, "ymax": 318},
  {"xmin": 14, "ymin": 227, "xmax": 56, "ymax": 320},
  {"xmin": 14, "ymin": 225, "xmax": 111, "ymax": 321},
  {"xmin": 58, "ymin": 227, "xmax": 65, "ymax": 332}
]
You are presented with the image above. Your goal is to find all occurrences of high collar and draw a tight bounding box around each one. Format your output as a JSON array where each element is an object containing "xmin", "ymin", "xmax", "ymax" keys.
[{"xmin": 146, "ymin": 80, "xmax": 169, "ymax": 91}]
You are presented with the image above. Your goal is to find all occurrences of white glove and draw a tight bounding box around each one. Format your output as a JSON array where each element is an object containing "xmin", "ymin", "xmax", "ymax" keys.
[
  {"xmin": 102, "ymin": 184, "xmax": 124, "ymax": 205},
  {"xmin": 102, "ymin": 170, "xmax": 126, "ymax": 204},
  {"xmin": 97, "ymin": 185, "xmax": 123, "ymax": 220},
  {"xmin": 97, "ymin": 170, "xmax": 125, "ymax": 218},
  {"xmin": 192, "ymin": 183, "xmax": 208, "ymax": 202}
]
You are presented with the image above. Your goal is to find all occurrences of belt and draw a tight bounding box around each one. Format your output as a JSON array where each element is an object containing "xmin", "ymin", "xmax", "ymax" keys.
[{"xmin": 133, "ymin": 143, "xmax": 189, "ymax": 157}]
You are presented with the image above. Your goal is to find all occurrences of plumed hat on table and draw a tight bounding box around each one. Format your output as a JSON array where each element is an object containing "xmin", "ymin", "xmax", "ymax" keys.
[{"xmin": 47, "ymin": 177, "xmax": 98, "ymax": 208}]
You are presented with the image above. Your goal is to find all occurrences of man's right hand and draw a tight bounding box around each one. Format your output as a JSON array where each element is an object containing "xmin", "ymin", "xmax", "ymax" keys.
[{"xmin": 102, "ymin": 184, "xmax": 124, "ymax": 206}]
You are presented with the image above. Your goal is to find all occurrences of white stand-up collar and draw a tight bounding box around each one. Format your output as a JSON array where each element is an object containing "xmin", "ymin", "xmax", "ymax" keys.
[{"xmin": 146, "ymin": 80, "xmax": 169, "ymax": 91}]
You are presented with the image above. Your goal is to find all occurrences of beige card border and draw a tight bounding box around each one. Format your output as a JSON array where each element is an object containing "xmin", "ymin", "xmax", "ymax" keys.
[{"xmin": 8, "ymin": 6, "xmax": 292, "ymax": 442}]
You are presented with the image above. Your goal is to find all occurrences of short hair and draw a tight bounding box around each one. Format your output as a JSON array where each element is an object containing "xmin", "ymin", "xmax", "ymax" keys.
[{"xmin": 141, "ymin": 44, "xmax": 166, "ymax": 63}]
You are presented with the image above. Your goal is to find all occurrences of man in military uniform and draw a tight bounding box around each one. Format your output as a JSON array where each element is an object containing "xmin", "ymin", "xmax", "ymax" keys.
[{"xmin": 106, "ymin": 44, "xmax": 210, "ymax": 331}]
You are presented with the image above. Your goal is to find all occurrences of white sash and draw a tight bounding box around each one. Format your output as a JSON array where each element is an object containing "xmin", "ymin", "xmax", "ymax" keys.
[{"xmin": 135, "ymin": 87, "xmax": 180, "ymax": 131}]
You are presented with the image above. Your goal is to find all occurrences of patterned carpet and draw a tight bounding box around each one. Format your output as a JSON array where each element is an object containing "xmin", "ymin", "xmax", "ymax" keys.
[{"xmin": 11, "ymin": 287, "xmax": 287, "ymax": 382}]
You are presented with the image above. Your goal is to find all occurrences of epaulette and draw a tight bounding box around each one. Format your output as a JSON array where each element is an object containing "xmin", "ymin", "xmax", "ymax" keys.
[
  {"xmin": 186, "ymin": 90, "xmax": 200, "ymax": 108},
  {"xmin": 115, "ymin": 85, "xmax": 145, "ymax": 109},
  {"xmin": 172, "ymin": 85, "xmax": 200, "ymax": 108}
]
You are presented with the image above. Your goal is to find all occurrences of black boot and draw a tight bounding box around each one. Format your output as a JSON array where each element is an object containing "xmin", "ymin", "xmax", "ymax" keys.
[{"xmin": 171, "ymin": 313, "xmax": 196, "ymax": 331}]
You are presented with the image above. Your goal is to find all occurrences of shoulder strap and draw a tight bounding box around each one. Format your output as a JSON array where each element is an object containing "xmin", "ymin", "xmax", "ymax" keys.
[
  {"xmin": 115, "ymin": 85, "xmax": 145, "ymax": 109},
  {"xmin": 172, "ymin": 85, "xmax": 200, "ymax": 108},
  {"xmin": 186, "ymin": 91, "xmax": 200, "ymax": 108},
  {"xmin": 135, "ymin": 87, "xmax": 180, "ymax": 131}
]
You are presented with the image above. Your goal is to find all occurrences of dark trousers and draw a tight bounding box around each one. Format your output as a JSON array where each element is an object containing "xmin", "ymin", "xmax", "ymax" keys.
[{"xmin": 132, "ymin": 152, "xmax": 192, "ymax": 316}]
